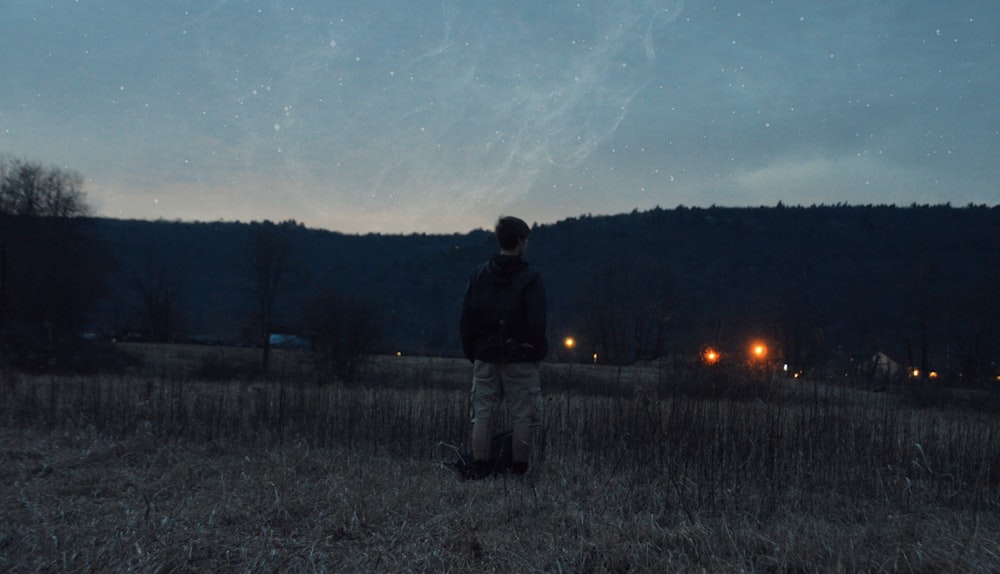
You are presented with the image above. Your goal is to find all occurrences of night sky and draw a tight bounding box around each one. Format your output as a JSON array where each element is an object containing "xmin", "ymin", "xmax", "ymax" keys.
[{"xmin": 2, "ymin": 1, "xmax": 997, "ymax": 233}]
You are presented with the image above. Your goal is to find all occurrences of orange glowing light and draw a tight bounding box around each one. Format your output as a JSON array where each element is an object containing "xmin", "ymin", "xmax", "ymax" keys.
[
  {"xmin": 564, "ymin": 337, "xmax": 576, "ymax": 349},
  {"xmin": 703, "ymin": 348, "xmax": 721, "ymax": 365},
  {"xmin": 750, "ymin": 342, "xmax": 768, "ymax": 360}
]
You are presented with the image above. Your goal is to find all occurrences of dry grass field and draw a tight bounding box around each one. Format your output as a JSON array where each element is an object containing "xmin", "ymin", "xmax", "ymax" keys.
[{"xmin": 2, "ymin": 347, "xmax": 1000, "ymax": 572}]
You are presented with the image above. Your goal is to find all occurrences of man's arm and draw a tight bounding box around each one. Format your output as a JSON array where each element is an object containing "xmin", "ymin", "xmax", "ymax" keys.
[{"xmin": 459, "ymin": 273, "xmax": 477, "ymax": 362}]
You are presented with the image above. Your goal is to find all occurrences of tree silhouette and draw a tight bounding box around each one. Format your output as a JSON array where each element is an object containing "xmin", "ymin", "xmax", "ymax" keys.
[
  {"xmin": 577, "ymin": 257, "xmax": 675, "ymax": 365},
  {"xmin": 302, "ymin": 290, "xmax": 384, "ymax": 383},
  {"xmin": 245, "ymin": 220, "xmax": 303, "ymax": 372},
  {"xmin": 0, "ymin": 156, "xmax": 91, "ymax": 218},
  {"xmin": 0, "ymin": 156, "xmax": 107, "ymax": 370},
  {"xmin": 130, "ymin": 242, "xmax": 187, "ymax": 342}
]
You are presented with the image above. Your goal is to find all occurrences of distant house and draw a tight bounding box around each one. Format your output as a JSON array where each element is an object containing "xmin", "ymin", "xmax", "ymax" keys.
[
  {"xmin": 864, "ymin": 352, "xmax": 903, "ymax": 391},
  {"xmin": 268, "ymin": 333, "xmax": 312, "ymax": 350},
  {"xmin": 869, "ymin": 352, "xmax": 902, "ymax": 378}
]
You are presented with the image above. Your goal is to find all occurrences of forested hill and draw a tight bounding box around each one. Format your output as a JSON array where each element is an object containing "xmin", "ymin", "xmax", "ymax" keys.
[{"xmin": 89, "ymin": 204, "xmax": 1000, "ymax": 377}]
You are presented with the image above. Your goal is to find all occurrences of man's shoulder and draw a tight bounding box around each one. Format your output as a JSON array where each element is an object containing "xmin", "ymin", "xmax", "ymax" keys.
[
  {"xmin": 469, "ymin": 258, "xmax": 491, "ymax": 277},
  {"xmin": 521, "ymin": 264, "xmax": 543, "ymax": 282}
]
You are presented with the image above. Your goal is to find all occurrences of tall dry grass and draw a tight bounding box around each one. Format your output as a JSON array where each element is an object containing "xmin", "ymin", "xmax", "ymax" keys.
[{"xmin": 2, "ymin": 358, "xmax": 999, "ymax": 572}]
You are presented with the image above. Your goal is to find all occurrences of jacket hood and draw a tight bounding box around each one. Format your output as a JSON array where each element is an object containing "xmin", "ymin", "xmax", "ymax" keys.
[{"xmin": 486, "ymin": 254, "xmax": 528, "ymax": 285}]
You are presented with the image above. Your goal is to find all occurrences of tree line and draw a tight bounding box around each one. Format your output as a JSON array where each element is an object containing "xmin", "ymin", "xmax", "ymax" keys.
[{"xmin": 3, "ymin": 155, "xmax": 999, "ymax": 384}]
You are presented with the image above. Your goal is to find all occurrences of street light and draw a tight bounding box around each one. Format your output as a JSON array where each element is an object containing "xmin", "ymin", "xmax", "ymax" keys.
[
  {"xmin": 703, "ymin": 347, "xmax": 721, "ymax": 365},
  {"xmin": 563, "ymin": 336, "xmax": 577, "ymax": 366}
]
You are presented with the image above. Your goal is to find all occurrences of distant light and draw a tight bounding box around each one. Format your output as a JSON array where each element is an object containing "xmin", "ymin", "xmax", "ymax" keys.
[
  {"xmin": 564, "ymin": 337, "xmax": 576, "ymax": 349},
  {"xmin": 929, "ymin": 371, "xmax": 939, "ymax": 379},
  {"xmin": 703, "ymin": 347, "xmax": 720, "ymax": 365},
  {"xmin": 396, "ymin": 351, "xmax": 402, "ymax": 357},
  {"xmin": 911, "ymin": 368, "xmax": 920, "ymax": 378},
  {"xmin": 750, "ymin": 341, "xmax": 768, "ymax": 360},
  {"xmin": 592, "ymin": 352, "xmax": 598, "ymax": 363},
  {"xmin": 783, "ymin": 363, "xmax": 789, "ymax": 372}
]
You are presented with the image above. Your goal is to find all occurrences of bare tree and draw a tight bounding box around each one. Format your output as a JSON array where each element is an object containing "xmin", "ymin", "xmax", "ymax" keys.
[
  {"xmin": 303, "ymin": 291, "xmax": 384, "ymax": 383},
  {"xmin": 0, "ymin": 156, "xmax": 91, "ymax": 218},
  {"xmin": 0, "ymin": 156, "xmax": 107, "ymax": 371},
  {"xmin": 578, "ymin": 257, "xmax": 674, "ymax": 365},
  {"xmin": 246, "ymin": 220, "xmax": 301, "ymax": 373},
  {"xmin": 130, "ymin": 245, "xmax": 187, "ymax": 342}
]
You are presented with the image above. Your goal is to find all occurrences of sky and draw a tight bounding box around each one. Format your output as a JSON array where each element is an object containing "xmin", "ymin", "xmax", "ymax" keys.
[{"xmin": 1, "ymin": 1, "xmax": 998, "ymax": 234}]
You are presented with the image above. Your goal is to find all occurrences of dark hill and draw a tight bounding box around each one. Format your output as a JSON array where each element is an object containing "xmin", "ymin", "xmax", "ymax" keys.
[{"xmin": 87, "ymin": 204, "xmax": 1000, "ymax": 379}]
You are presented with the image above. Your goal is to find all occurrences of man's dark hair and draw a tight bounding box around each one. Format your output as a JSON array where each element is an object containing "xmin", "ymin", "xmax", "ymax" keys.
[{"xmin": 495, "ymin": 216, "xmax": 531, "ymax": 250}]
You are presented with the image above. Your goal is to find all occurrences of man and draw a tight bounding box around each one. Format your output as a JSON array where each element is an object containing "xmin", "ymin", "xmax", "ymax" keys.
[{"xmin": 460, "ymin": 215, "xmax": 548, "ymax": 478}]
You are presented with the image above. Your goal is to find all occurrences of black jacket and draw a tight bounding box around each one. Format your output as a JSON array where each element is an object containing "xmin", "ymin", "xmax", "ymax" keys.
[{"xmin": 460, "ymin": 254, "xmax": 548, "ymax": 363}]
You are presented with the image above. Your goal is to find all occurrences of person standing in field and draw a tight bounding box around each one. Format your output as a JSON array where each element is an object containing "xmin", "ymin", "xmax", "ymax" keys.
[{"xmin": 460, "ymin": 215, "xmax": 548, "ymax": 478}]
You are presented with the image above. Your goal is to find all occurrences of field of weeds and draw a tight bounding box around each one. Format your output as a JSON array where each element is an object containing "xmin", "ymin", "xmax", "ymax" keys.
[{"xmin": 2, "ymin": 353, "xmax": 1000, "ymax": 572}]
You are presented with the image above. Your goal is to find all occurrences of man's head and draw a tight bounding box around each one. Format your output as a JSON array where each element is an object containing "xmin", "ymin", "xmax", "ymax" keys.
[{"xmin": 495, "ymin": 216, "xmax": 531, "ymax": 254}]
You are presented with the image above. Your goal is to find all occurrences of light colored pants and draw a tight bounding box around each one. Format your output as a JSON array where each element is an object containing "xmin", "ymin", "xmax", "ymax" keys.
[
  {"xmin": 470, "ymin": 360, "xmax": 542, "ymax": 427},
  {"xmin": 470, "ymin": 360, "xmax": 542, "ymax": 463}
]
